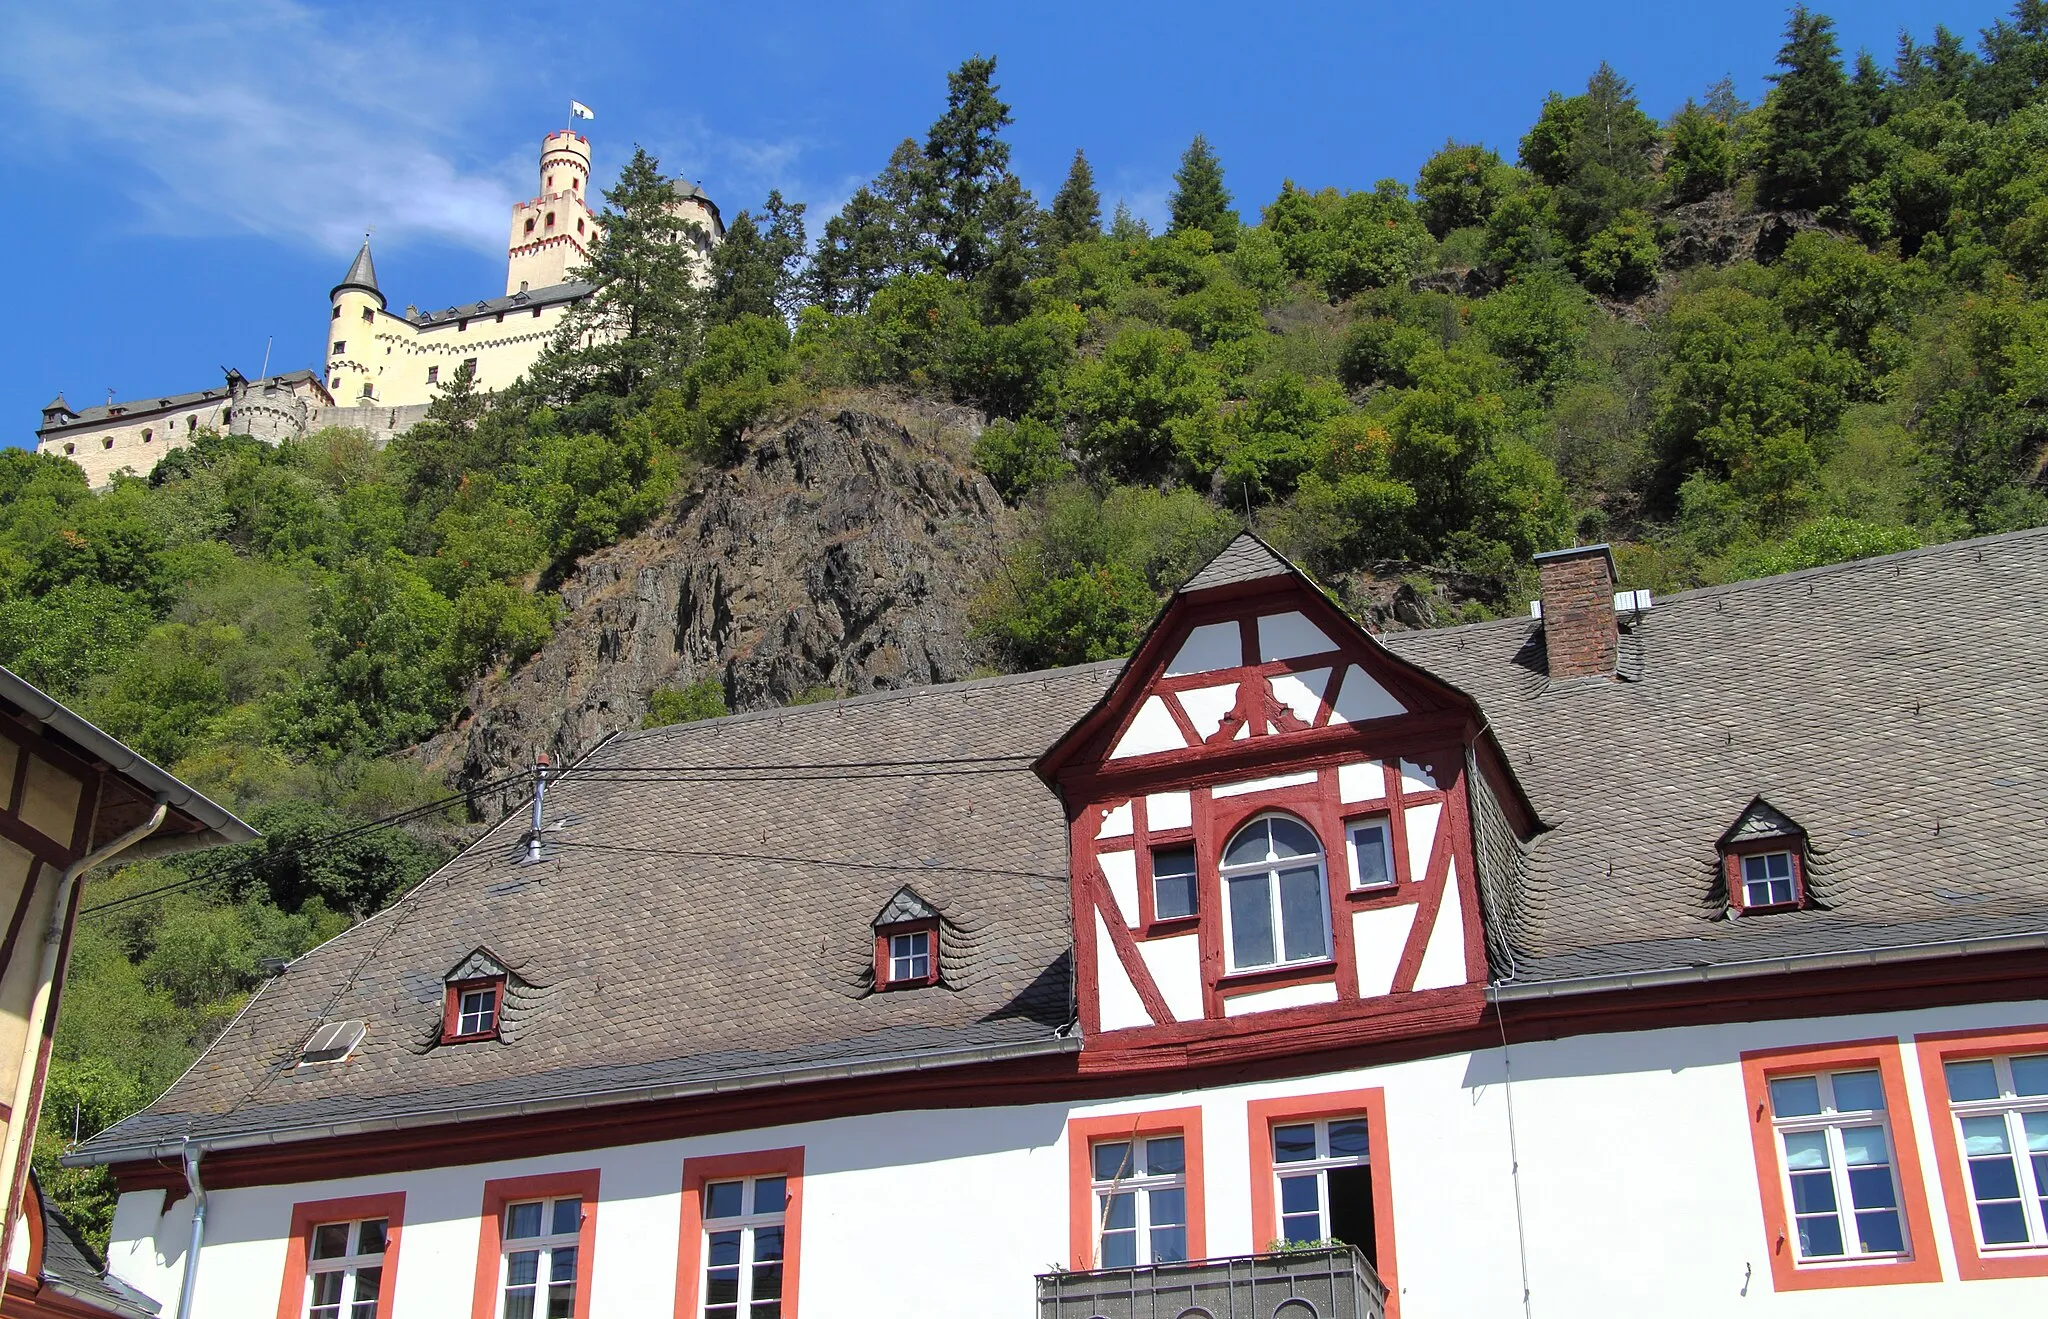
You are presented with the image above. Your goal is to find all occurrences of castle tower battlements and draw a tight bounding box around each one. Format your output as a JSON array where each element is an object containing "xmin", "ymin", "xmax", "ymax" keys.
[{"xmin": 506, "ymin": 130, "xmax": 599, "ymax": 295}]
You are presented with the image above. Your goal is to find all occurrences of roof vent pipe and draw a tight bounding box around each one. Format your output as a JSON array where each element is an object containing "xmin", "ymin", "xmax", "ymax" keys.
[
  {"xmin": 527, "ymin": 752, "xmax": 550, "ymax": 864},
  {"xmin": 1532, "ymin": 544, "xmax": 1620, "ymax": 679}
]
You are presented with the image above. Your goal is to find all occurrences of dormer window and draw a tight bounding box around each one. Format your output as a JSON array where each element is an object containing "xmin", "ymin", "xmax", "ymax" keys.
[
  {"xmin": 442, "ymin": 948, "xmax": 512, "ymax": 1043},
  {"xmin": 873, "ymin": 886, "xmax": 941, "ymax": 990},
  {"xmin": 1719, "ymin": 797, "xmax": 1809, "ymax": 916}
]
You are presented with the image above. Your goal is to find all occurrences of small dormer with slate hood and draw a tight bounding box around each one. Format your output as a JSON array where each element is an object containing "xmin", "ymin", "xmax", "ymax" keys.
[
  {"xmin": 1037, "ymin": 532, "xmax": 1536, "ymax": 1054},
  {"xmin": 1718, "ymin": 797, "xmax": 1810, "ymax": 916},
  {"xmin": 873, "ymin": 886, "xmax": 941, "ymax": 990},
  {"xmin": 441, "ymin": 947, "xmax": 510, "ymax": 1043}
]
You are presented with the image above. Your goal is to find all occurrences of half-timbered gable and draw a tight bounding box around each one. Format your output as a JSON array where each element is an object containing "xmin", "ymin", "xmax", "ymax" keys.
[{"xmin": 1037, "ymin": 534, "xmax": 1525, "ymax": 1053}]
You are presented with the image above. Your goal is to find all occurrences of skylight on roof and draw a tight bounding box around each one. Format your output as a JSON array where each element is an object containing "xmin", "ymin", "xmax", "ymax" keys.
[{"xmin": 300, "ymin": 1020, "xmax": 366, "ymax": 1066}]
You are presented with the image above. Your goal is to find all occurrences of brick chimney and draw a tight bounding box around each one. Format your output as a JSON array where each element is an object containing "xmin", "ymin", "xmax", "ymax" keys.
[{"xmin": 1533, "ymin": 544, "xmax": 1618, "ymax": 679}]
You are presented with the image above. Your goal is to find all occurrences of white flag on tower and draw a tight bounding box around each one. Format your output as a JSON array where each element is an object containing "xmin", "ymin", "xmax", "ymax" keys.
[{"xmin": 570, "ymin": 100, "xmax": 595, "ymax": 120}]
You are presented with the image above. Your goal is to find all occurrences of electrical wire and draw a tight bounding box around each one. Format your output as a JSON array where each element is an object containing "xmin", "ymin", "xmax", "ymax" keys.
[{"xmin": 545, "ymin": 838, "xmax": 1067, "ymax": 881}]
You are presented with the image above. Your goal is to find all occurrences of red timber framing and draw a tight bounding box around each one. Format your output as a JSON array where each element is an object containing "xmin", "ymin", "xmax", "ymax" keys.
[
  {"xmin": 274, "ymin": 1192, "xmax": 406, "ymax": 1319},
  {"xmin": 1046, "ymin": 549, "xmax": 1499, "ymax": 1055},
  {"xmin": 674, "ymin": 1147, "xmax": 805, "ymax": 1319}
]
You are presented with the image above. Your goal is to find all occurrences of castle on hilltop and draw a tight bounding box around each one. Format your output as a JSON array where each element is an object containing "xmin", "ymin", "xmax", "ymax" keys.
[{"xmin": 35, "ymin": 130, "xmax": 722, "ymax": 487}]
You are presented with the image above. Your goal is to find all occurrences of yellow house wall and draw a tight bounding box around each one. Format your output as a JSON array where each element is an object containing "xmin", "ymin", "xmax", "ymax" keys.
[
  {"xmin": 332, "ymin": 299, "xmax": 580, "ymax": 408},
  {"xmin": 35, "ymin": 404, "xmax": 222, "ymax": 488}
]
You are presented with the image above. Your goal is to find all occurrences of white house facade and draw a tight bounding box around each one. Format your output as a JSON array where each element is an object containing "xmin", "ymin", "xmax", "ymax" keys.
[{"xmin": 67, "ymin": 530, "xmax": 2048, "ymax": 1318}]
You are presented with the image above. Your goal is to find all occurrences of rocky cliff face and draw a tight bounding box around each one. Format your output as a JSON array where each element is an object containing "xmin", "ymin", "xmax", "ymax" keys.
[{"xmin": 417, "ymin": 395, "xmax": 1015, "ymax": 798}]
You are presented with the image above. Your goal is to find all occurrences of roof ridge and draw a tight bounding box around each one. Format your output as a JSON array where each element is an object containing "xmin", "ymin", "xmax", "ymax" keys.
[{"xmin": 606, "ymin": 659, "xmax": 1125, "ymax": 753}]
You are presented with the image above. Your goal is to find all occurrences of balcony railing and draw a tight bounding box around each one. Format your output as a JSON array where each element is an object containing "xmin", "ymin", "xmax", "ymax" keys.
[{"xmin": 1036, "ymin": 1245, "xmax": 1388, "ymax": 1319}]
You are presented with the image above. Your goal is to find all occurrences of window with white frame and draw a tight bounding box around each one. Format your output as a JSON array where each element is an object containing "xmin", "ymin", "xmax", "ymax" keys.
[
  {"xmin": 499, "ymin": 1197, "xmax": 580, "ymax": 1319},
  {"xmin": 1742, "ymin": 851, "xmax": 1798, "ymax": 907},
  {"xmin": 1767, "ymin": 1070, "xmax": 1908, "ymax": 1262},
  {"xmin": 1943, "ymin": 1053, "xmax": 2048, "ymax": 1248},
  {"xmin": 306, "ymin": 1217, "xmax": 386, "ymax": 1319},
  {"xmin": 457, "ymin": 986, "xmax": 498, "ymax": 1036},
  {"xmin": 702, "ymin": 1175, "xmax": 787, "ymax": 1319},
  {"xmin": 1345, "ymin": 819, "xmax": 1394, "ymax": 890},
  {"xmin": 1271, "ymin": 1118, "xmax": 1376, "ymax": 1260},
  {"xmin": 1091, "ymin": 1135, "xmax": 1187, "ymax": 1267},
  {"xmin": 888, "ymin": 929, "xmax": 929, "ymax": 983},
  {"xmin": 1221, "ymin": 815, "xmax": 1329, "ymax": 972},
  {"xmin": 1152, "ymin": 846, "xmax": 1197, "ymax": 920}
]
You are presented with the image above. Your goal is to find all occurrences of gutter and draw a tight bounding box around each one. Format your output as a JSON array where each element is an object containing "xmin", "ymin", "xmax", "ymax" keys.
[
  {"xmin": 1489, "ymin": 928, "xmax": 2048, "ymax": 1002},
  {"xmin": 175, "ymin": 1145, "xmax": 203, "ymax": 1319},
  {"xmin": 67, "ymin": 1032, "xmax": 1083, "ymax": 1169}
]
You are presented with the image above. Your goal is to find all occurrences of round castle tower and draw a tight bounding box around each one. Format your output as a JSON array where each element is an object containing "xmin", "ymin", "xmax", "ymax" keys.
[
  {"xmin": 327, "ymin": 239, "xmax": 385, "ymax": 403},
  {"xmin": 506, "ymin": 131, "xmax": 599, "ymax": 295}
]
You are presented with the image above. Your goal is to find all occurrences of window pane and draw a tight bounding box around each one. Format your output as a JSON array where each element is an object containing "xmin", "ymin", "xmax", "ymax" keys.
[
  {"xmin": 1832, "ymin": 1071, "xmax": 1886, "ymax": 1114},
  {"xmin": 550, "ymin": 1198, "xmax": 581, "ymax": 1238},
  {"xmin": 753, "ymin": 1177, "xmax": 787, "ymax": 1216},
  {"xmin": 707, "ymin": 1229, "xmax": 742, "ymax": 1269},
  {"xmin": 706, "ymin": 1182, "xmax": 744, "ymax": 1220},
  {"xmin": 1795, "ymin": 1211, "xmax": 1844, "ymax": 1260},
  {"xmin": 357, "ymin": 1219, "xmax": 388, "ymax": 1257},
  {"xmin": 1228, "ymin": 875, "xmax": 1275, "ymax": 967},
  {"xmin": 1273, "ymin": 1124, "xmax": 1317, "ymax": 1164},
  {"xmin": 506, "ymin": 1251, "xmax": 539, "ymax": 1286},
  {"xmin": 1153, "ymin": 848, "xmax": 1198, "ymax": 920},
  {"xmin": 1147, "ymin": 1186, "xmax": 1186, "ymax": 1229},
  {"xmin": 1277, "ymin": 866, "xmax": 1327, "ymax": 962},
  {"xmin": 1350, "ymin": 825, "xmax": 1390, "ymax": 888},
  {"xmin": 1144, "ymin": 1136, "xmax": 1184, "ymax": 1176},
  {"xmin": 1764, "ymin": 853, "xmax": 1792, "ymax": 879},
  {"xmin": 506, "ymin": 1202, "xmax": 543, "ymax": 1239},
  {"xmin": 1946, "ymin": 1059, "xmax": 2001, "ymax": 1103},
  {"xmin": 754, "ymin": 1225, "xmax": 784, "ymax": 1264},
  {"xmin": 1769, "ymin": 1076, "xmax": 1822, "ymax": 1119},
  {"xmin": 549, "ymin": 1245, "xmax": 577, "ymax": 1283},
  {"xmin": 1149, "ymin": 1224, "xmax": 1188, "ymax": 1264},
  {"xmin": 2012, "ymin": 1055, "xmax": 2048, "ymax": 1097},
  {"xmin": 1978, "ymin": 1198, "xmax": 2030, "ymax": 1246},
  {"xmin": 312, "ymin": 1272, "xmax": 346, "ymax": 1305},
  {"xmin": 1840, "ymin": 1124, "xmax": 1890, "ymax": 1168},
  {"xmin": 1854, "ymin": 1207, "xmax": 1904, "ymax": 1255},
  {"xmin": 1093, "ymin": 1141, "xmax": 1134, "ymax": 1182},
  {"xmin": 1268, "ymin": 818, "xmax": 1319, "ymax": 859},
  {"xmin": 1782, "ymin": 1130, "xmax": 1831, "ymax": 1175},
  {"xmin": 2025, "ymin": 1110, "xmax": 2048, "ymax": 1153},
  {"xmin": 1328, "ymin": 1119, "xmax": 1371, "ymax": 1159},
  {"xmin": 502, "ymin": 1292, "xmax": 536, "ymax": 1319},
  {"xmin": 1281, "ymin": 1210, "xmax": 1322, "ymax": 1245},
  {"xmin": 704, "ymin": 1262, "xmax": 740, "ymax": 1306},
  {"xmin": 312, "ymin": 1223, "xmax": 352, "ymax": 1260},
  {"xmin": 1099, "ymin": 1191, "xmax": 1135, "ymax": 1232},
  {"xmin": 348, "ymin": 1266, "xmax": 381, "ymax": 1319},
  {"xmin": 544, "ymin": 1283, "xmax": 575, "ymax": 1319},
  {"xmin": 1963, "ymin": 1114, "xmax": 2014, "ymax": 1158},
  {"xmin": 1280, "ymin": 1173, "xmax": 1321, "ymax": 1216},
  {"xmin": 1100, "ymin": 1228, "xmax": 1136, "ymax": 1268},
  {"xmin": 753, "ymin": 1259, "xmax": 784, "ymax": 1301},
  {"xmin": 1224, "ymin": 822, "xmax": 1271, "ymax": 868}
]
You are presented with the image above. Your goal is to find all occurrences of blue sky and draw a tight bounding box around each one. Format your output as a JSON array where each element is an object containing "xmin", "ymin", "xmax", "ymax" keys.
[{"xmin": 0, "ymin": 0, "xmax": 2017, "ymax": 449}]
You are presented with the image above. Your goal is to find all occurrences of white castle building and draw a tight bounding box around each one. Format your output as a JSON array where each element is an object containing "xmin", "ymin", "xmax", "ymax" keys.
[{"xmin": 33, "ymin": 130, "xmax": 722, "ymax": 487}]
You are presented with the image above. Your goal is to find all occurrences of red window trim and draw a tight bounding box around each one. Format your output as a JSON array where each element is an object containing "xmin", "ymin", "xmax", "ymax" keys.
[
  {"xmin": 275, "ymin": 1192, "xmax": 405, "ymax": 1319},
  {"xmin": 1065, "ymin": 1107, "xmax": 1207, "ymax": 1270},
  {"xmin": 1722, "ymin": 839, "xmax": 1807, "ymax": 915},
  {"xmin": 1737, "ymin": 1038, "xmax": 1941, "ymax": 1291},
  {"xmin": 442, "ymin": 977, "xmax": 505, "ymax": 1044},
  {"xmin": 1914, "ymin": 1022, "xmax": 2048, "ymax": 1280},
  {"xmin": 1246, "ymin": 1090, "xmax": 1400, "ymax": 1319},
  {"xmin": 469, "ymin": 1169, "xmax": 600, "ymax": 1319},
  {"xmin": 673, "ymin": 1147, "xmax": 805, "ymax": 1319},
  {"xmin": 873, "ymin": 919, "xmax": 940, "ymax": 989}
]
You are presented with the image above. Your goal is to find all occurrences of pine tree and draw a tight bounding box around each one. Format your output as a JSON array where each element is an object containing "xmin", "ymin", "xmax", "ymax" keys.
[
  {"xmin": 1976, "ymin": 1, "xmax": 2048, "ymax": 120},
  {"xmin": 707, "ymin": 211, "xmax": 776, "ymax": 324},
  {"xmin": 1168, "ymin": 135, "xmax": 1237, "ymax": 244},
  {"xmin": 809, "ymin": 141, "xmax": 926, "ymax": 313},
  {"xmin": 921, "ymin": 56, "xmax": 1032, "ymax": 281},
  {"xmin": 534, "ymin": 147, "xmax": 706, "ymax": 401},
  {"xmin": 1048, "ymin": 149, "xmax": 1102, "ymax": 250},
  {"xmin": 758, "ymin": 191, "xmax": 809, "ymax": 320},
  {"xmin": 1758, "ymin": 6, "xmax": 1863, "ymax": 211},
  {"xmin": 1666, "ymin": 100, "xmax": 1733, "ymax": 204},
  {"xmin": 1554, "ymin": 63, "xmax": 1658, "ymax": 244},
  {"xmin": 1108, "ymin": 201, "xmax": 1151, "ymax": 243}
]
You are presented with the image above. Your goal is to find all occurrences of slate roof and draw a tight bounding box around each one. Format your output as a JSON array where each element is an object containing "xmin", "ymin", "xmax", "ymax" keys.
[
  {"xmin": 36, "ymin": 385, "xmax": 226, "ymax": 434},
  {"xmin": 1179, "ymin": 530, "xmax": 1291, "ymax": 594},
  {"xmin": 34, "ymin": 1191, "xmax": 160, "ymax": 1316},
  {"xmin": 75, "ymin": 664, "xmax": 1119, "ymax": 1162},
  {"xmin": 406, "ymin": 280, "xmax": 591, "ymax": 327},
  {"xmin": 335, "ymin": 239, "xmax": 380, "ymax": 296},
  {"xmin": 1383, "ymin": 526, "xmax": 2048, "ymax": 985}
]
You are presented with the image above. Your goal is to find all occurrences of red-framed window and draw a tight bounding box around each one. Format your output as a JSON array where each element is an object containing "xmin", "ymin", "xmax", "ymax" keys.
[
  {"xmin": 274, "ymin": 1193, "xmax": 405, "ymax": 1319},
  {"xmin": 443, "ymin": 977, "xmax": 505, "ymax": 1044},
  {"xmin": 1065, "ymin": 1108, "xmax": 1207, "ymax": 1270},
  {"xmin": 468, "ymin": 1170, "xmax": 599, "ymax": 1319},
  {"xmin": 676, "ymin": 1148, "xmax": 805, "ymax": 1319},
  {"xmin": 1738, "ymin": 1039, "xmax": 1940, "ymax": 1290},
  {"xmin": 873, "ymin": 919, "xmax": 940, "ymax": 990},
  {"xmin": 1247, "ymin": 1091, "xmax": 1399, "ymax": 1315},
  {"xmin": 1723, "ymin": 840, "xmax": 1806, "ymax": 915},
  {"xmin": 1916, "ymin": 1023, "xmax": 2048, "ymax": 1280}
]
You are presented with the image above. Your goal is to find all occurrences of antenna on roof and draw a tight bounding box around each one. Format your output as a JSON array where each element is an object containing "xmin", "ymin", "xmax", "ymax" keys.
[{"xmin": 258, "ymin": 335, "xmax": 272, "ymax": 381}]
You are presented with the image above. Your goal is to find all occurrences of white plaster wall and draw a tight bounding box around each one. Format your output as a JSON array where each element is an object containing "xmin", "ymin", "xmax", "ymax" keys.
[{"xmin": 107, "ymin": 997, "xmax": 2048, "ymax": 1319}]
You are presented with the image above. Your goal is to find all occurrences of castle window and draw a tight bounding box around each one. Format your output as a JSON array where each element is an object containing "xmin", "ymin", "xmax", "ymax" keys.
[
  {"xmin": 525, "ymin": 217, "xmax": 535, "ymax": 235},
  {"xmin": 545, "ymin": 212, "xmax": 555, "ymax": 229},
  {"xmin": 576, "ymin": 218, "xmax": 585, "ymax": 233},
  {"xmin": 187, "ymin": 415, "xmax": 198, "ymax": 430},
  {"xmin": 362, "ymin": 307, "xmax": 374, "ymax": 323},
  {"xmin": 102, "ymin": 437, "xmax": 114, "ymax": 449},
  {"xmin": 141, "ymin": 428, "xmax": 153, "ymax": 443},
  {"xmin": 332, "ymin": 306, "xmax": 341, "ymax": 320},
  {"xmin": 463, "ymin": 358, "xmax": 478, "ymax": 376},
  {"xmin": 1221, "ymin": 814, "xmax": 1330, "ymax": 973},
  {"xmin": 63, "ymin": 443, "xmax": 74, "ymax": 456},
  {"xmin": 332, "ymin": 340, "xmax": 345, "ymax": 354},
  {"xmin": 533, "ymin": 308, "xmax": 543, "ymax": 318},
  {"xmin": 496, "ymin": 312, "xmax": 505, "ymax": 323},
  {"xmin": 426, "ymin": 366, "xmax": 439, "ymax": 385},
  {"xmin": 547, "ymin": 174, "xmax": 554, "ymax": 189},
  {"xmin": 359, "ymin": 382, "xmax": 374, "ymax": 399}
]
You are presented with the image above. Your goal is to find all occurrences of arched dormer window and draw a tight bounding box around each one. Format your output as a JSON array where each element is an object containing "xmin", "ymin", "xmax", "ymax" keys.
[{"xmin": 1221, "ymin": 814, "xmax": 1330, "ymax": 972}]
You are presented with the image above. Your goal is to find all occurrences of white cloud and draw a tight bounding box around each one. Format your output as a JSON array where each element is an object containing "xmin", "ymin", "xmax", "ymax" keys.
[{"xmin": 0, "ymin": 0, "xmax": 519, "ymax": 257}]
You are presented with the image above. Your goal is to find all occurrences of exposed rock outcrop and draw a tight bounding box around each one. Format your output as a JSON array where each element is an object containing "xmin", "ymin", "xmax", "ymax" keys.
[
  {"xmin": 1664, "ymin": 192, "xmax": 1828, "ymax": 269},
  {"xmin": 416, "ymin": 395, "xmax": 1016, "ymax": 800}
]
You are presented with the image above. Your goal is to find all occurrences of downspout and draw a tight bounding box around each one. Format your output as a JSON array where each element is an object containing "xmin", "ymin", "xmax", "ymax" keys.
[{"xmin": 176, "ymin": 1142, "xmax": 205, "ymax": 1319}]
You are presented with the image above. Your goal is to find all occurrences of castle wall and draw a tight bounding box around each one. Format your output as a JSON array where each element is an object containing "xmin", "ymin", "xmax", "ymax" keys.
[
  {"xmin": 305, "ymin": 402, "xmax": 433, "ymax": 448},
  {"xmin": 331, "ymin": 298, "xmax": 579, "ymax": 410},
  {"xmin": 36, "ymin": 404, "xmax": 220, "ymax": 487}
]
